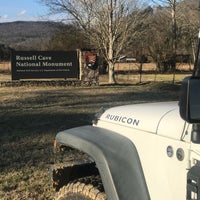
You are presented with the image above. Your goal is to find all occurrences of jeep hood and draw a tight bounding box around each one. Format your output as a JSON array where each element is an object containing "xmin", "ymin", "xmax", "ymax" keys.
[{"xmin": 97, "ymin": 102, "xmax": 186, "ymax": 135}]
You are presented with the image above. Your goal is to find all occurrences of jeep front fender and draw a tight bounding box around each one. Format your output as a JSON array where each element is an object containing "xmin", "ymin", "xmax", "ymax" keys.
[{"xmin": 55, "ymin": 125, "xmax": 150, "ymax": 200}]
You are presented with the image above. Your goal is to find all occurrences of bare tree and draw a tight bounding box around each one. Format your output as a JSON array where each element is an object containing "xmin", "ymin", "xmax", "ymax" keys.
[
  {"xmin": 152, "ymin": 0, "xmax": 184, "ymax": 83},
  {"xmin": 40, "ymin": 0, "xmax": 147, "ymax": 83},
  {"xmin": 153, "ymin": 0, "xmax": 180, "ymax": 62},
  {"xmin": 152, "ymin": 0, "xmax": 200, "ymax": 68},
  {"xmin": 178, "ymin": 0, "xmax": 200, "ymax": 62},
  {"xmin": 158, "ymin": 1, "xmax": 177, "ymax": 53}
]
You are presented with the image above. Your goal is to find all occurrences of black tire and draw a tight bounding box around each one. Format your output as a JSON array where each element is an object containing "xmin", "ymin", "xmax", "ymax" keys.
[{"xmin": 55, "ymin": 176, "xmax": 106, "ymax": 200}]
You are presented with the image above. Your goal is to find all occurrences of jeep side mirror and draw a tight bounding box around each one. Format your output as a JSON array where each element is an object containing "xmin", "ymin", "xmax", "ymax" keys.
[
  {"xmin": 179, "ymin": 76, "xmax": 200, "ymax": 123},
  {"xmin": 191, "ymin": 124, "xmax": 200, "ymax": 143}
]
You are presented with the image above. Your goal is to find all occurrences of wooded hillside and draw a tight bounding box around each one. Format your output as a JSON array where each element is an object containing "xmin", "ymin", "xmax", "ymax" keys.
[{"xmin": 0, "ymin": 21, "xmax": 64, "ymax": 50}]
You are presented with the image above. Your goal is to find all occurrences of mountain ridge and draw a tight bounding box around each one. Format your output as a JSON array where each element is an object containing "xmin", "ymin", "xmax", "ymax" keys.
[{"xmin": 0, "ymin": 21, "xmax": 64, "ymax": 50}]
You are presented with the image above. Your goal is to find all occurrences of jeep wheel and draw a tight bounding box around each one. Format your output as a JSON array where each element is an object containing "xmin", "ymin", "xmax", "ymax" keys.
[{"xmin": 55, "ymin": 176, "xmax": 106, "ymax": 200}]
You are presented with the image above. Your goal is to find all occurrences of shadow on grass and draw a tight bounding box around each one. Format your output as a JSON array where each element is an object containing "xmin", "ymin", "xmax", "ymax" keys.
[
  {"xmin": 0, "ymin": 84, "xmax": 181, "ymax": 171},
  {"xmin": 0, "ymin": 83, "xmax": 182, "ymax": 199}
]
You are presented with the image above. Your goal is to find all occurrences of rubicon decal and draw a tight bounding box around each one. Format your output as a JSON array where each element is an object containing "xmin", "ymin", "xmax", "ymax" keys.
[{"xmin": 105, "ymin": 114, "xmax": 140, "ymax": 126}]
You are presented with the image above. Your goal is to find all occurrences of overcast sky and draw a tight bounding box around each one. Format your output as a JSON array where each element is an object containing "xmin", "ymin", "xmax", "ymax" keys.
[{"xmin": 0, "ymin": 0, "xmax": 50, "ymax": 22}]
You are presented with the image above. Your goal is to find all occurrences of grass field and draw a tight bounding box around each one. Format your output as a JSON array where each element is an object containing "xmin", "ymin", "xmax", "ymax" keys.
[
  {"xmin": 0, "ymin": 61, "xmax": 192, "ymax": 83},
  {"xmin": 0, "ymin": 71, "xmax": 191, "ymax": 199}
]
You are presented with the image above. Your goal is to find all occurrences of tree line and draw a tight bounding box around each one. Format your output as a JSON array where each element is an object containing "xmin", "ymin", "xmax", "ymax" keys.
[
  {"xmin": 39, "ymin": 0, "xmax": 199, "ymax": 83},
  {"xmin": 1, "ymin": 0, "xmax": 199, "ymax": 83}
]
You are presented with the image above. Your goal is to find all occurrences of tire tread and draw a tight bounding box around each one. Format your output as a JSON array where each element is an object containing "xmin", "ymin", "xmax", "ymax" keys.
[{"xmin": 55, "ymin": 175, "xmax": 106, "ymax": 200}]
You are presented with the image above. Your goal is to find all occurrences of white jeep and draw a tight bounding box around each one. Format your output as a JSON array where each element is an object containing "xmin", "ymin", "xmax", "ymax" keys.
[{"xmin": 52, "ymin": 76, "xmax": 200, "ymax": 200}]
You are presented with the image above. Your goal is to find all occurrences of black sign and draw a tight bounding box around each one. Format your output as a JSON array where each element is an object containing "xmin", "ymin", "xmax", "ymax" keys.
[{"xmin": 11, "ymin": 51, "xmax": 79, "ymax": 80}]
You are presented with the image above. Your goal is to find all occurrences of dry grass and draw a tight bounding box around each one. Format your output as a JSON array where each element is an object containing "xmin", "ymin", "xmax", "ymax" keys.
[
  {"xmin": 0, "ymin": 62, "xmax": 11, "ymax": 72},
  {"xmin": 1, "ymin": 61, "xmax": 192, "ymax": 72},
  {"xmin": 0, "ymin": 70, "xmax": 191, "ymax": 199},
  {"xmin": 0, "ymin": 61, "xmax": 192, "ymax": 83},
  {"xmin": 114, "ymin": 62, "xmax": 193, "ymax": 71},
  {"xmin": 99, "ymin": 72, "xmax": 190, "ymax": 84}
]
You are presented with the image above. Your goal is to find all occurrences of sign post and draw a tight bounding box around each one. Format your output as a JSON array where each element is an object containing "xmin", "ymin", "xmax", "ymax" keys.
[{"xmin": 11, "ymin": 51, "xmax": 79, "ymax": 80}]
